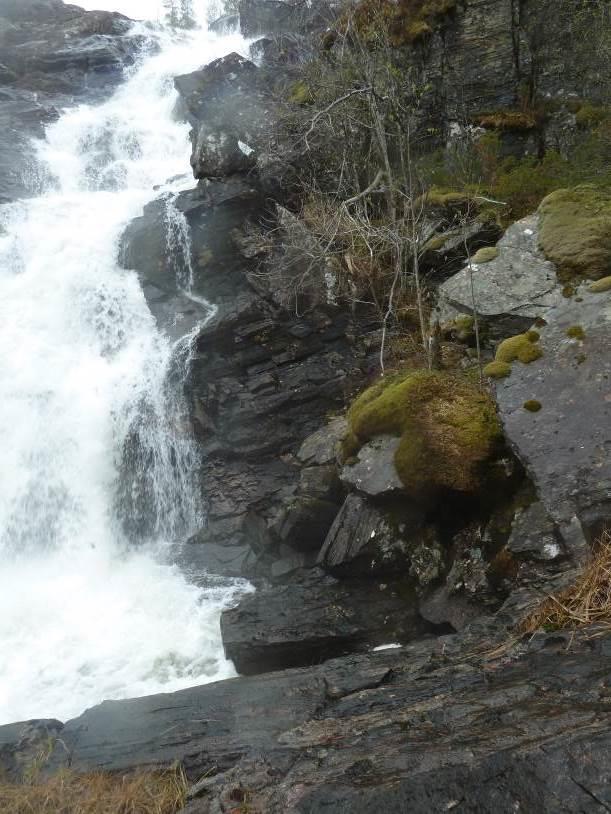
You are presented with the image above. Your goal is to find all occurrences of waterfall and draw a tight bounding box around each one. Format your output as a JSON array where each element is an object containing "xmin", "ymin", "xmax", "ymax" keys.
[{"xmin": 0, "ymin": 1, "xmax": 250, "ymax": 724}]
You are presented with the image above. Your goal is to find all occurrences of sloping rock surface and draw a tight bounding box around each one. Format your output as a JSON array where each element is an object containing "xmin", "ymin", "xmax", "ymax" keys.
[
  {"xmin": 437, "ymin": 215, "xmax": 564, "ymax": 334},
  {"xmin": 28, "ymin": 630, "xmax": 611, "ymax": 813},
  {"xmin": 494, "ymin": 286, "xmax": 611, "ymax": 554}
]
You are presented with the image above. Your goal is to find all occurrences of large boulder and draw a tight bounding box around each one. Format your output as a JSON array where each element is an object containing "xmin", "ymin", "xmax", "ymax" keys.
[
  {"xmin": 220, "ymin": 567, "xmax": 426, "ymax": 674},
  {"xmin": 493, "ymin": 284, "xmax": 611, "ymax": 556},
  {"xmin": 174, "ymin": 53, "xmax": 277, "ymax": 180}
]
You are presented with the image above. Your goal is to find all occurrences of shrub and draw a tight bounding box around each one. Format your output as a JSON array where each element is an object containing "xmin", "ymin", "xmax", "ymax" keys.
[
  {"xmin": 519, "ymin": 530, "xmax": 611, "ymax": 635},
  {"xmin": 0, "ymin": 768, "xmax": 187, "ymax": 814}
]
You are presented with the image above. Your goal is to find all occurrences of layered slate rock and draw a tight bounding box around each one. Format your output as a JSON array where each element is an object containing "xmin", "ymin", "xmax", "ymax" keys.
[
  {"xmin": 220, "ymin": 567, "xmax": 426, "ymax": 674},
  {"xmin": 35, "ymin": 630, "xmax": 611, "ymax": 813},
  {"xmin": 436, "ymin": 215, "xmax": 564, "ymax": 335},
  {"xmin": 493, "ymin": 286, "xmax": 611, "ymax": 556}
]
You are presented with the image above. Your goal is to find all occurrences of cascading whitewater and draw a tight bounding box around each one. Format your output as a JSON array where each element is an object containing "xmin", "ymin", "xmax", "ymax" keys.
[{"xmin": 0, "ymin": 0, "xmax": 250, "ymax": 724}]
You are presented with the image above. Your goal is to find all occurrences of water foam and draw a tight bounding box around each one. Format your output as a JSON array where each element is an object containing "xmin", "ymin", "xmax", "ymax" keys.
[{"xmin": 0, "ymin": 2, "xmax": 250, "ymax": 724}]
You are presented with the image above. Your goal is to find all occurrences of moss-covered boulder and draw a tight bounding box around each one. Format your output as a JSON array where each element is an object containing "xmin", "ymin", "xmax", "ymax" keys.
[
  {"xmin": 538, "ymin": 186, "xmax": 611, "ymax": 281},
  {"xmin": 342, "ymin": 371, "xmax": 502, "ymax": 497}
]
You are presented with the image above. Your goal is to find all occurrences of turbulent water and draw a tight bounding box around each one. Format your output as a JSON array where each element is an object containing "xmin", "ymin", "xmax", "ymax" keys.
[{"xmin": 0, "ymin": 0, "xmax": 251, "ymax": 724}]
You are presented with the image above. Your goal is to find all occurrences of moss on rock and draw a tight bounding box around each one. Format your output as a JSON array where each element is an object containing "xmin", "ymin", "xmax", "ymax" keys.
[
  {"xmin": 523, "ymin": 399, "xmax": 542, "ymax": 412},
  {"xmin": 566, "ymin": 325, "xmax": 586, "ymax": 340},
  {"xmin": 495, "ymin": 331, "xmax": 543, "ymax": 364},
  {"xmin": 538, "ymin": 186, "xmax": 611, "ymax": 281},
  {"xmin": 589, "ymin": 275, "xmax": 611, "ymax": 293},
  {"xmin": 483, "ymin": 360, "xmax": 511, "ymax": 379},
  {"xmin": 472, "ymin": 246, "xmax": 499, "ymax": 264},
  {"xmin": 343, "ymin": 370, "xmax": 501, "ymax": 496}
]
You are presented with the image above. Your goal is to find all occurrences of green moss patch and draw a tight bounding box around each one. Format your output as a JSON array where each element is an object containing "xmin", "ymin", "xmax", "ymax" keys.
[
  {"xmin": 483, "ymin": 360, "xmax": 511, "ymax": 379},
  {"xmin": 538, "ymin": 186, "xmax": 611, "ymax": 281},
  {"xmin": 346, "ymin": 0, "xmax": 456, "ymax": 47},
  {"xmin": 523, "ymin": 399, "xmax": 542, "ymax": 413},
  {"xmin": 472, "ymin": 246, "xmax": 498, "ymax": 264},
  {"xmin": 343, "ymin": 370, "xmax": 501, "ymax": 496},
  {"xmin": 589, "ymin": 275, "xmax": 611, "ymax": 293},
  {"xmin": 566, "ymin": 325, "xmax": 586, "ymax": 340},
  {"xmin": 496, "ymin": 331, "xmax": 543, "ymax": 365},
  {"xmin": 288, "ymin": 81, "xmax": 314, "ymax": 105},
  {"xmin": 575, "ymin": 103, "xmax": 609, "ymax": 129}
]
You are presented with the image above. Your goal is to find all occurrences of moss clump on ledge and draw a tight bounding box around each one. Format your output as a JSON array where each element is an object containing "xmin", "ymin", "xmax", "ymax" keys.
[
  {"xmin": 538, "ymin": 186, "xmax": 611, "ymax": 281},
  {"xmin": 471, "ymin": 246, "xmax": 498, "ymax": 264},
  {"xmin": 495, "ymin": 331, "xmax": 543, "ymax": 364},
  {"xmin": 589, "ymin": 276, "xmax": 611, "ymax": 293},
  {"xmin": 416, "ymin": 187, "xmax": 474, "ymax": 213},
  {"xmin": 342, "ymin": 370, "xmax": 502, "ymax": 496},
  {"xmin": 523, "ymin": 399, "xmax": 542, "ymax": 412},
  {"xmin": 566, "ymin": 325, "xmax": 586, "ymax": 340},
  {"xmin": 483, "ymin": 360, "xmax": 511, "ymax": 379},
  {"xmin": 288, "ymin": 80, "xmax": 314, "ymax": 105}
]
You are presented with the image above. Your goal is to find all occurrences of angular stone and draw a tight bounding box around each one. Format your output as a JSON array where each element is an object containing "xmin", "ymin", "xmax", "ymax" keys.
[
  {"xmin": 297, "ymin": 417, "xmax": 347, "ymax": 466},
  {"xmin": 436, "ymin": 216, "xmax": 564, "ymax": 335},
  {"xmin": 220, "ymin": 567, "xmax": 423, "ymax": 674},
  {"xmin": 318, "ymin": 493, "xmax": 435, "ymax": 578},
  {"xmin": 341, "ymin": 435, "xmax": 403, "ymax": 497},
  {"xmin": 508, "ymin": 502, "xmax": 565, "ymax": 562}
]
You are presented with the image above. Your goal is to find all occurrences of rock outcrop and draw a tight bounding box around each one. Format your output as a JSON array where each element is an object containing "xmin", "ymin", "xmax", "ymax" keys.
[{"xmin": 0, "ymin": 0, "xmax": 146, "ymax": 203}]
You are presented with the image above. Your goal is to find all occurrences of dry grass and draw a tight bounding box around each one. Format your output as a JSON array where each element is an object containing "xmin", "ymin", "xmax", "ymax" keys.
[
  {"xmin": 519, "ymin": 530, "xmax": 611, "ymax": 636},
  {"xmin": 0, "ymin": 767, "xmax": 187, "ymax": 814}
]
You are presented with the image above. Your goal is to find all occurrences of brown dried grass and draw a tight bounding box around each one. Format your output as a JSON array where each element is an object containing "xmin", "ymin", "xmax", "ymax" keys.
[
  {"xmin": 519, "ymin": 530, "xmax": 611, "ymax": 636},
  {"xmin": 0, "ymin": 767, "xmax": 187, "ymax": 814}
]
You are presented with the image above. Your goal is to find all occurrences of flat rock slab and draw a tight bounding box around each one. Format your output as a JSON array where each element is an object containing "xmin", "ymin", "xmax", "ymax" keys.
[
  {"xmin": 36, "ymin": 632, "xmax": 611, "ymax": 813},
  {"xmin": 220, "ymin": 567, "xmax": 424, "ymax": 674},
  {"xmin": 437, "ymin": 215, "xmax": 564, "ymax": 333},
  {"xmin": 494, "ymin": 286, "xmax": 611, "ymax": 553}
]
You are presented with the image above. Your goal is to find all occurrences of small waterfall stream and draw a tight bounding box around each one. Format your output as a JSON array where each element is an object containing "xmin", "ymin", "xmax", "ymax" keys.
[{"xmin": 0, "ymin": 0, "xmax": 250, "ymax": 724}]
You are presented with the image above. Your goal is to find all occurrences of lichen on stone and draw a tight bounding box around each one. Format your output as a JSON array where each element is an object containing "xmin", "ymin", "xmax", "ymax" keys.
[
  {"xmin": 342, "ymin": 370, "xmax": 502, "ymax": 497},
  {"xmin": 538, "ymin": 186, "xmax": 611, "ymax": 281},
  {"xmin": 471, "ymin": 246, "xmax": 498, "ymax": 264},
  {"xmin": 566, "ymin": 325, "xmax": 585, "ymax": 340}
]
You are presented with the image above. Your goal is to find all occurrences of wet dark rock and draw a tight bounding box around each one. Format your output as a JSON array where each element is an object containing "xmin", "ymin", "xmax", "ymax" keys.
[
  {"xmin": 38, "ymin": 632, "xmax": 611, "ymax": 814},
  {"xmin": 238, "ymin": 0, "xmax": 340, "ymax": 39},
  {"xmin": 208, "ymin": 14, "xmax": 239, "ymax": 35},
  {"xmin": 0, "ymin": 719, "xmax": 63, "ymax": 782},
  {"xmin": 419, "ymin": 585, "xmax": 483, "ymax": 631},
  {"xmin": 220, "ymin": 567, "xmax": 424, "ymax": 674},
  {"xmin": 317, "ymin": 493, "xmax": 438, "ymax": 578},
  {"xmin": 174, "ymin": 53, "xmax": 276, "ymax": 180},
  {"xmin": 508, "ymin": 502, "xmax": 565, "ymax": 562},
  {"xmin": 297, "ymin": 418, "xmax": 347, "ymax": 466},
  {"xmin": 275, "ymin": 495, "xmax": 339, "ymax": 552},
  {"xmin": 297, "ymin": 464, "xmax": 342, "ymax": 504}
]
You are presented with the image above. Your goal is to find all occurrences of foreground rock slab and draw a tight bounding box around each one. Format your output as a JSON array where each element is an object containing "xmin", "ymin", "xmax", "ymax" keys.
[{"xmin": 25, "ymin": 629, "xmax": 611, "ymax": 813}]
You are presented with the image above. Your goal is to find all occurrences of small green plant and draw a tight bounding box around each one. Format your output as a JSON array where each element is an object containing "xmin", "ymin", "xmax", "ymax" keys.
[{"xmin": 523, "ymin": 399, "xmax": 542, "ymax": 412}]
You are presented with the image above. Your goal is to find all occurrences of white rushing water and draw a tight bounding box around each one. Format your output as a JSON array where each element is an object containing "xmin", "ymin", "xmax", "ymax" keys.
[{"xmin": 0, "ymin": 0, "xmax": 251, "ymax": 724}]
